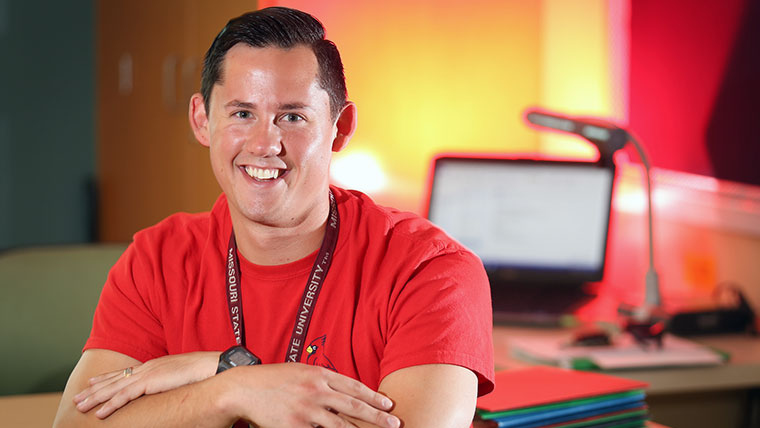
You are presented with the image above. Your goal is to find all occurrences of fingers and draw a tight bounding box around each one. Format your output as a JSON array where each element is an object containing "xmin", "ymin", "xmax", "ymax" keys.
[
  {"xmin": 93, "ymin": 381, "xmax": 145, "ymax": 419},
  {"xmin": 73, "ymin": 366, "xmax": 142, "ymax": 415},
  {"xmin": 328, "ymin": 396, "xmax": 399, "ymax": 428},
  {"xmin": 326, "ymin": 372, "xmax": 393, "ymax": 411},
  {"xmin": 310, "ymin": 409, "xmax": 360, "ymax": 428},
  {"xmin": 323, "ymin": 372, "xmax": 400, "ymax": 428},
  {"xmin": 321, "ymin": 394, "xmax": 399, "ymax": 428}
]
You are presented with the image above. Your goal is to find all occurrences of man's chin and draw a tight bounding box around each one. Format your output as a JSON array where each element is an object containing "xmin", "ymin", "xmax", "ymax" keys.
[
  {"xmin": 240, "ymin": 207, "xmax": 287, "ymax": 228},
  {"xmin": 227, "ymin": 197, "xmax": 285, "ymax": 227}
]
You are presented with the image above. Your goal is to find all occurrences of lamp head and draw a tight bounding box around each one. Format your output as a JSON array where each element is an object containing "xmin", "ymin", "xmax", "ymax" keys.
[{"xmin": 525, "ymin": 109, "xmax": 629, "ymax": 164}]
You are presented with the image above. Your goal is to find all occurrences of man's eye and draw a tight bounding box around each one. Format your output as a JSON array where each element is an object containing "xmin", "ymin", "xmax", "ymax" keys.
[
  {"xmin": 233, "ymin": 111, "xmax": 251, "ymax": 119},
  {"xmin": 282, "ymin": 113, "xmax": 304, "ymax": 122}
]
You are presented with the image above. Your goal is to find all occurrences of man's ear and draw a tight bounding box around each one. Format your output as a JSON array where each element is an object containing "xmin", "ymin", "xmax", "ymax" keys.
[
  {"xmin": 332, "ymin": 101, "xmax": 357, "ymax": 153},
  {"xmin": 189, "ymin": 93, "xmax": 211, "ymax": 147}
]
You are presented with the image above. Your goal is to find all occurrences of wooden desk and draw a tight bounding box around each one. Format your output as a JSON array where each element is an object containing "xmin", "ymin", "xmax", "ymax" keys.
[
  {"xmin": 493, "ymin": 326, "xmax": 760, "ymax": 428},
  {"xmin": 0, "ymin": 391, "xmax": 62, "ymax": 427}
]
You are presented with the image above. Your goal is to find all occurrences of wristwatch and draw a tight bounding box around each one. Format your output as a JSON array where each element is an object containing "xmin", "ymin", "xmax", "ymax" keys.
[{"xmin": 216, "ymin": 345, "xmax": 261, "ymax": 374}]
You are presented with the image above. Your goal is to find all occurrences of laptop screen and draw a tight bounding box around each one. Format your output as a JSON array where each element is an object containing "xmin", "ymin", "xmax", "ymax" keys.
[{"xmin": 426, "ymin": 156, "xmax": 615, "ymax": 285}]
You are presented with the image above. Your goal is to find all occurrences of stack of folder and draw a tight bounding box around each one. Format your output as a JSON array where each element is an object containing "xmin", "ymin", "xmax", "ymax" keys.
[{"xmin": 475, "ymin": 366, "xmax": 649, "ymax": 428}]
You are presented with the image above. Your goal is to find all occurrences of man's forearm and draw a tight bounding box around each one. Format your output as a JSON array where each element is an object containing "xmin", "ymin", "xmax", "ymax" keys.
[{"xmin": 54, "ymin": 373, "xmax": 238, "ymax": 428}]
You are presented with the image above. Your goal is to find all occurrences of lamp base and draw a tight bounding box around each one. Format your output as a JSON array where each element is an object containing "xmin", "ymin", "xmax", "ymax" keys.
[{"xmin": 618, "ymin": 303, "xmax": 668, "ymax": 348}]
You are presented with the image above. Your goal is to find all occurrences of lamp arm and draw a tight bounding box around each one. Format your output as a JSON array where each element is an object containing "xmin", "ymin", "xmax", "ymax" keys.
[{"xmin": 626, "ymin": 132, "xmax": 661, "ymax": 308}]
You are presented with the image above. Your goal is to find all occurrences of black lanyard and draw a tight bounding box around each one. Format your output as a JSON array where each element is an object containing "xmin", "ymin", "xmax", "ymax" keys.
[{"xmin": 225, "ymin": 191, "xmax": 340, "ymax": 363}]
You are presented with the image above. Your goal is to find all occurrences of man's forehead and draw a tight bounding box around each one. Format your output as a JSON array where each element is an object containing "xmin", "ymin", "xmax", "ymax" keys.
[
  {"xmin": 221, "ymin": 43, "xmax": 319, "ymax": 78},
  {"xmin": 213, "ymin": 44, "xmax": 319, "ymax": 87},
  {"xmin": 209, "ymin": 44, "xmax": 327, "ymax": 109}
]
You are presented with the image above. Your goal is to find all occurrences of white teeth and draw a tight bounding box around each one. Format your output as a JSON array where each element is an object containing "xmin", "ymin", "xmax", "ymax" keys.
[{"xmin": 244, "ymin": 166, "xmax": 280, "ymax": 180}]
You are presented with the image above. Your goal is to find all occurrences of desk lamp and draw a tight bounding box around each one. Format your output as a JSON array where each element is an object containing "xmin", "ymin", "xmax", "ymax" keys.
[{"xmin": 524, "ymin": 109, "xmax": 666, "ymax": 347}]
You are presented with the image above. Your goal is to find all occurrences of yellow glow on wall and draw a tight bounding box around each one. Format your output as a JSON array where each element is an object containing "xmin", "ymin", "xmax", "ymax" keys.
[
  {"xmin": 262, "ymin": 0, "xmax": 543, "ymax": 212},
  {"xmin": 539, "ymin": 0, "xmax": 628, "ymax": 159},
  {"xmin": 330, "ymin": 151, "xmax": 388, "ymax": 194}
]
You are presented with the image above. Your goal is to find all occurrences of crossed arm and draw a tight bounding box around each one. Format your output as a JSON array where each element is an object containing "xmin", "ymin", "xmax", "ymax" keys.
[{"xmin": 52, "ymin": 349, "xmax": 478, "ymax": 428}]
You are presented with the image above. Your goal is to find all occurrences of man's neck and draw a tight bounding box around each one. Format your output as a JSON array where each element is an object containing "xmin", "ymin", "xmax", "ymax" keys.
[{"xmin": 229, "ymin": 203, "xmax": 329, "ymax": 266}]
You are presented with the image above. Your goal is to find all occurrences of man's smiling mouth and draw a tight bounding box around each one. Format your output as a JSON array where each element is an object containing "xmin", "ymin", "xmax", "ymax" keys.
[{"xmin": 244, "ymin": 166, "xmax": 284, "ymax": 181}]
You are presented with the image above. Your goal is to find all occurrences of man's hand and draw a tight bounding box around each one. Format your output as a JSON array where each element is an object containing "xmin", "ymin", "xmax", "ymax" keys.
[
  {"xmin": 221, "ymin": 363, "xmax": 400, "ymax": 428},
  {"xmin": 73, "ymin": 351, "xmax": 220, "ymax": 419}
]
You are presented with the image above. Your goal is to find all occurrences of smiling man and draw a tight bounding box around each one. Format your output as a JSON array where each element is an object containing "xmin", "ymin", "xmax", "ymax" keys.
[{"xmin": 54, "ymin": 7, "xmax": 494, "ymax": 428}]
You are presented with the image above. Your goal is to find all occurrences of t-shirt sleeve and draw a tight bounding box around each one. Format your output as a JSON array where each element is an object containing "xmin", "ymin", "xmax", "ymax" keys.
[
  {"xmin": 84, "ymin": 240, "xmax": 167, "ymax": 362},
  {"xmin": 380, "ymin": 247, "xmax": 495, "ymax": 396}
]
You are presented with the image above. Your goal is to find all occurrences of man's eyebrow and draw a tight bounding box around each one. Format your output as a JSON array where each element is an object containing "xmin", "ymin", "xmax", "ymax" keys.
[
  {"xmin": 224, "ymin": 100, "xmax": 256, "ymax": 109},
  {"xmin": 280, "ymin": 102, "xmax": 310, "ymax": 110},
  {"xmin": 222, "ymin": 101, "xmax": 311, "ymax": 110}
]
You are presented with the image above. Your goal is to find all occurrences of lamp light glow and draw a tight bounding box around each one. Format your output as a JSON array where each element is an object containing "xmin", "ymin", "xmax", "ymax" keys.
[{"xmin": 330, "ymin": 151, "xmax": 388, "ymax": 194}]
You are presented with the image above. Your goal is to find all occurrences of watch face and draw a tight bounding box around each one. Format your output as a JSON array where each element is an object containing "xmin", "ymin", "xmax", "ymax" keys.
[{"xmin": 229, "ymin": 348, "xmax": 253, "ymax": 366}]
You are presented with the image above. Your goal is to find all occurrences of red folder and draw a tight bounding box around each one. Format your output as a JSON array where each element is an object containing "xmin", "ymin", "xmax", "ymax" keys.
[{"xmin": 477, "ymin": 366, "xmax": 648, "ymax": 412}]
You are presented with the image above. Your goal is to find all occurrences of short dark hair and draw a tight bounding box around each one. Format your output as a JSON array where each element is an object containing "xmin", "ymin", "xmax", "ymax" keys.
[{"xmin": 201, "ymin": 7, "xmax": 347, "ymax": 119}]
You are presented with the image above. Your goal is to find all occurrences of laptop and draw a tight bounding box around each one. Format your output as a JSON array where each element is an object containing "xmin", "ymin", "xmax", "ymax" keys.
[{"xmin": 425, "ymin": 155, "xmax": 616, "ymax": 325}]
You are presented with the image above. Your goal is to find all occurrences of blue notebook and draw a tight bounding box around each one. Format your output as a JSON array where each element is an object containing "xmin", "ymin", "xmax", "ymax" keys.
[{"xmin": 492, "ymin": 393, "xmax": 646, "ymax": 428}]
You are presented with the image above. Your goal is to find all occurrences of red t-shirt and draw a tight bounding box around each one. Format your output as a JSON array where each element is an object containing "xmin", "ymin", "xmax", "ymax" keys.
[{"xmin": 86, "ymin": 187, "xmax": 495, "ymax": 395}]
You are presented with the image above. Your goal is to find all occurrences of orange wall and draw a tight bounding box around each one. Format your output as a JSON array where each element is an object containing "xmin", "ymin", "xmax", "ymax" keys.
[{"xmin": 261, "ymin": 0, "xmax": 545, "ymax": 211}]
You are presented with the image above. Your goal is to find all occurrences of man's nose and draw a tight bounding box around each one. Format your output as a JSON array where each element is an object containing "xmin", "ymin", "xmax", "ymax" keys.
[{"xmin": 243, "ymin": 121, "xmax": 282, "ymax": 157}]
